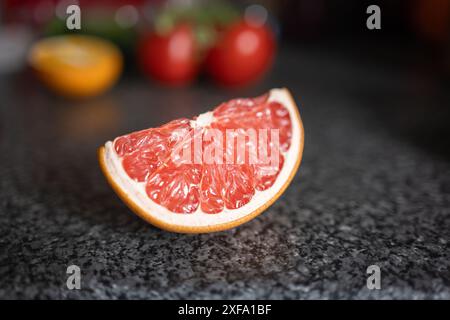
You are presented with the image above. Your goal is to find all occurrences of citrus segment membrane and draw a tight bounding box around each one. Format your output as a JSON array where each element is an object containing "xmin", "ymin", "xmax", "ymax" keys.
[{"xmin": 112, "ymin": 93, "xmax": 293, "ymax": 214}]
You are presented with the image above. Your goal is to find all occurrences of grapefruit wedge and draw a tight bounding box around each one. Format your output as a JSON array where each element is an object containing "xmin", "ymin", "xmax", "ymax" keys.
[{"xmin": 98, "ymin": 88, "xmax": 304, "ymax": 233}]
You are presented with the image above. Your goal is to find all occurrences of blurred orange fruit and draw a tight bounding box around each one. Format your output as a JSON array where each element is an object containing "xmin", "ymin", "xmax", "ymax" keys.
[
  {"xmin": 28, "ymin": 35, "xmax": 123, "ymax": 98},
  {"xmin": 98, "ymin": 88, "xmax": 304, "ymax": 233}
]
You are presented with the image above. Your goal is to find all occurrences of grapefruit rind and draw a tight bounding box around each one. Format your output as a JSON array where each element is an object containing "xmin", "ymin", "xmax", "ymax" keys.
[{"xmin": 98, "ymin": 88, "xmax": 304, "ymax": 233}]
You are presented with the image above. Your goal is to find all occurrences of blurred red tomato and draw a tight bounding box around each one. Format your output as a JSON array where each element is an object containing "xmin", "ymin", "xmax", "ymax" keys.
[
  {"xmin": 205, "ymin": 19, "xmax": 276, "ymax": 87},
  {"xmin": 138, "ymin": 24, "xmax": 198, "ymax": 86}
]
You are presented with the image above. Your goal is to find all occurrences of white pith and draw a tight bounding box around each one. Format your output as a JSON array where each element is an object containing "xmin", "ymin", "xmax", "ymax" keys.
[{"xmin": 103, "ymin": 88, "xmax": 302, "ymax": 228}]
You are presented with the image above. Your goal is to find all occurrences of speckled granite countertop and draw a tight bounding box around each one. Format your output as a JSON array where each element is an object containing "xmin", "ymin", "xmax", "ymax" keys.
[{"xmin": 0, "ymin": 48, "xmax": 449, "ymax": 299}]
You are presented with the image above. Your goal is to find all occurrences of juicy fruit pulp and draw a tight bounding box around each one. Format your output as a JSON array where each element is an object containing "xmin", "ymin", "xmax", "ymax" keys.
[{"xmin": 113, "ymin": 94, "xmax": 292, "ymax": 214}]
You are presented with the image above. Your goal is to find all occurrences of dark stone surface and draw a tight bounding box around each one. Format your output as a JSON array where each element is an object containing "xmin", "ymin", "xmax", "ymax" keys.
[{"xmin": 0, "ymin": 48, "xmax": 449, "ymax": 299}]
